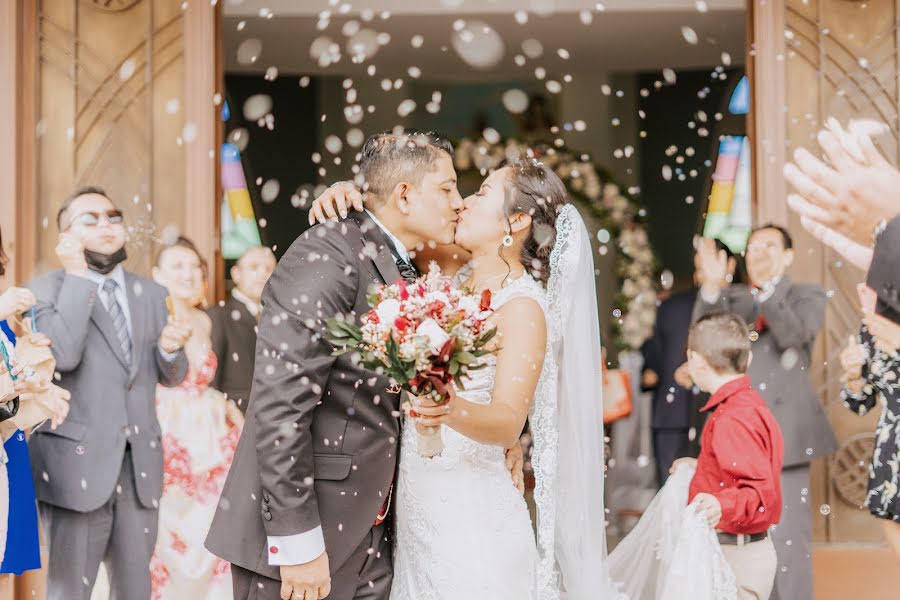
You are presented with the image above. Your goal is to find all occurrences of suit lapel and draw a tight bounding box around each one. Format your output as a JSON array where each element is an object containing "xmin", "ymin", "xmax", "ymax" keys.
[
  {"xmin": 348, "ymin": 211, "xmax": 402, "ymax": 285},
  {"xmin": 90, "ymin": 294, "xmax": 130, "ymax": 372},
  {"xmin": 124, "ymin": 272, "xmax": 145, "ymax": 382}
]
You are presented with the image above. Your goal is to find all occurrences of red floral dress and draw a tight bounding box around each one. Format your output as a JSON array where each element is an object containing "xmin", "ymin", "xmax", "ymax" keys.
[{"xmin": 150, "ymin": 351, "xmax": 240, "ymax": 599}]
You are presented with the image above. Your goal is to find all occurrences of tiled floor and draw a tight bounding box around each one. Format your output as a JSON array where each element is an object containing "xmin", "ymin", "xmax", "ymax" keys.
[{"xmin": 812, "ymin": 546, "xmax": 900, "ymax": 600}]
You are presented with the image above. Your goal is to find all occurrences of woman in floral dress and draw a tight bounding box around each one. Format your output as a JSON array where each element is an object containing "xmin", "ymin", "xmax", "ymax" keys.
[
  {"xmin": 149, "ymin": 237, "xmax": 242, "ymax": 599},
  {"xmin": 840, "ymin": 312, "xmax": 900, "ymax": 560}
]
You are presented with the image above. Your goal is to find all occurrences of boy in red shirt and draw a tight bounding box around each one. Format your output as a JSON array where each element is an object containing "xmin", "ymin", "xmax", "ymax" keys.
[{"xmin": 672, "ymin": 313, "xmax": 785, "ymax": 600}]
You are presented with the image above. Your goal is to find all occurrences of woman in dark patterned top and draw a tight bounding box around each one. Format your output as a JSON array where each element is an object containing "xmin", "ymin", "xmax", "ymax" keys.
[{"xmin": 840, "ymin": 315, "xmax": 900, "ymax": 560}]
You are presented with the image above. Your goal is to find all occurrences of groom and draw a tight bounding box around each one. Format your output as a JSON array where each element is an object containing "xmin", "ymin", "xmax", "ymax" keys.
[{"xmin": 206, "ymin": 129, "xmax": 463, "ymax": 600}]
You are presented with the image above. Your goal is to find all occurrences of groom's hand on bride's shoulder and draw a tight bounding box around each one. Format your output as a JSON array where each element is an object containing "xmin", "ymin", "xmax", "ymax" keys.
[
  {"xmin": 280, "ymin": 552, "xmax": 331, "ymax": 600},
  {"xmin": 308, "ymin": 181, "xmax": 363, "ymax": 226}
]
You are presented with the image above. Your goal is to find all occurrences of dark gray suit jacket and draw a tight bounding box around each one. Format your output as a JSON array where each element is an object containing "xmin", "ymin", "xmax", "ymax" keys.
[
  {"xmin": 692, "ymin": 276, "xmax": 838, "ymax": 467},
  {"xmin": 206, "ymin": 212, "xmax": 403, "ymax": 580},
  {"xmin": 26, "ymin": 269, "xmax": 188, "ymax": 512},
  {"xmin": 208, "ymin": 296, "xmax": 257, "ymax": 414}
]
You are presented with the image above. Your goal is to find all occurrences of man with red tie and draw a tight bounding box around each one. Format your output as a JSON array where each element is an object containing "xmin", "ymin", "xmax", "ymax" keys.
[{"xmin": 691, "ymin": 224, "xmax": 836, "ymax": 600}]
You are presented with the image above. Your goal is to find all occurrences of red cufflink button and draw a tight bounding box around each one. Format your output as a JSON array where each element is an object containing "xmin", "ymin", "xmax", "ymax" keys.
[{"xmin": 270, "ymin": 546, "xmax": 279, "ymax": 554}]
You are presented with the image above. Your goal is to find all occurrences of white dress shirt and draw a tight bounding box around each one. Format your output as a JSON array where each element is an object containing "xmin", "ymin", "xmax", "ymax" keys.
[
  {"xmin": 231, "ymin": 287, "xmax": 261, "ymax": 319},
  {"xmin": 365, "ymin": 209, "xmax": 410, "ymax": 263},
  {"xmin": 79, "ymin": 265, "xmax": 178, "ymax": 361}
]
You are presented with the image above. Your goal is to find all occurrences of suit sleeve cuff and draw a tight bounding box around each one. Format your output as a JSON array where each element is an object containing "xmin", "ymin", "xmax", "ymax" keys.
[
  {"xmin": 700, "ymin": 287, "xmax": 721, "ymax": 304},
  {"xmin": 266, "ymin": 526, "xmax": 326, "ymax": 566}
]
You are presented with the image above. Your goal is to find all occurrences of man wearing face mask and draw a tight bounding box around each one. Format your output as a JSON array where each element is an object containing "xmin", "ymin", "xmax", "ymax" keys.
[
  {"xmin": 26, "ymin": 187, "xmax": 191, "ymax": 600},
  {"xmin": 208, "ymin": 245, "xmax": 277, "ymax": 417},
  {"xmin": 692, "ymin": 223, "xmax": 837, "ymax": 600}
]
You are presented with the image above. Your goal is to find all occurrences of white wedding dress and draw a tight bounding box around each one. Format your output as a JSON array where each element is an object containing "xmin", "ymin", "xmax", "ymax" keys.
[
  {"xmin": 392, "ymin": 205, "xmax": 623, "ymax": 600},
  {"xmin": 390, "ymin": 274, "xmax": 544, "ymax": 600}
]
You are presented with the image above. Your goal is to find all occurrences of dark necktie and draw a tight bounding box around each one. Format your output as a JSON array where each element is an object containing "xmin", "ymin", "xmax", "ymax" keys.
[
  {"xmin": 102, "ymin": 279, "xmax": 133, "ymax": 365},
  {"xmin": 395, "ymin": 255, "xmax": 418, "ymax": 284}
]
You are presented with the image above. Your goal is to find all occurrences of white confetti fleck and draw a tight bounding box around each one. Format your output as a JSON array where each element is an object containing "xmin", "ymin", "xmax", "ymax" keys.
[
  {"xmin": 521, "ymin": 38, "xmax": 543, "ymax": 59},
  {"xmin": 681, "ymin": 26, "xmax": 699, "ymax": 45},
  {"xmin": 261, "ymin": 179, "xmax": 280, "ymax": 203},
  {"xmin": 237, "ymin": 38, "xmax": 263, "ymax": 65}
]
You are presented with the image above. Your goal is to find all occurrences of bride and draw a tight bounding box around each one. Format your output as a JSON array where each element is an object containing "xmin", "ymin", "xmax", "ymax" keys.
[{"xmin": 313, "ymin": 158, "xmax": 618, "ymax": 599}]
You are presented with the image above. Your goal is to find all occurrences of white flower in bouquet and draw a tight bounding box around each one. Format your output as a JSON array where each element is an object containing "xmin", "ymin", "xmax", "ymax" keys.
[
  {"xmin": 416, "ymin": 318, "xmax": 451, "ymax": 353},
  {"xmin": 375, "ymin": 297, "xmax": 402, "ymax": 324}
]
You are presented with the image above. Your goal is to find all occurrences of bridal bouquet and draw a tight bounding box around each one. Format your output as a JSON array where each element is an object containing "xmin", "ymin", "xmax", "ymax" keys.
[{"xmin": 326, "ymin": 263, "xmax": 496, "ymax": 457}]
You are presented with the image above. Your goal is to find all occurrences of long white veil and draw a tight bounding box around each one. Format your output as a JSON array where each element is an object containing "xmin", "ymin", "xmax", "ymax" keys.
[{"xmin": 531, "ymin": 204, "xmax": 624, "ymax": 599}]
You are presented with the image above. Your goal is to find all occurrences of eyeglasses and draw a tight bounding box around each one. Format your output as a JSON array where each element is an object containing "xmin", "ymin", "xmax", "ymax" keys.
[{"xmin": 65, "ymin": 209, "xmax": 124, "ymax": 230}]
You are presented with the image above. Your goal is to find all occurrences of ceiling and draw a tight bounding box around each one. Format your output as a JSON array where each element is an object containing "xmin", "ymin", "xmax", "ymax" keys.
[{"xmin": 222, "ymin": 2, "xmax": 746, "ymax": 79}]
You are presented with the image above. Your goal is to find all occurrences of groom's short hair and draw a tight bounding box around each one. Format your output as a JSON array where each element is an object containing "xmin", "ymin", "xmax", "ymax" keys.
[{"xmin": 359, "ymin": 129, "xmax": 453, "ymax": 205}]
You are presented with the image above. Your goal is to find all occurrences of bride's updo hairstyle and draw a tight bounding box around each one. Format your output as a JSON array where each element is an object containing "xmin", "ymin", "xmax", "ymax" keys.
[{"xmin": 502, "ymin": 157, "xmax": 568, "ymax": 286}]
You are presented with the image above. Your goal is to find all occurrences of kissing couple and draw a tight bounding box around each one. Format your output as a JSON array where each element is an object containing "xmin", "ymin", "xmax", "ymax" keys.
[{"xmin": 206, "ymin": 129, "xmax": 620, "ymax": 600}]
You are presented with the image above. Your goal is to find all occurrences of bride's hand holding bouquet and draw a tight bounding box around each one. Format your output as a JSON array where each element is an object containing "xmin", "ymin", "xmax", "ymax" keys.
[{"xmin": 326, "ymin": 263, "xmax": 496, "ymax": 457}]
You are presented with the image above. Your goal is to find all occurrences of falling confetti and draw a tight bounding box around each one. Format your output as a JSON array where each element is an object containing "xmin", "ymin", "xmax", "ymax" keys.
[
  {"xmin": 397, "ymin": 99, "xmax": 417, "ymax": 117},
  {"xmin": 261, "ymin": 179, "xmax": 280, "ymax": 203},
  {"xmin": 482, "ymin": 128, "xmax": 501, "ymax": 144},
  {"xmin": 662, "ymin": 68, "xmax": 677, "ymax": 84},
  {"xmin": 660, "ymin": 270, "xmax": 675, "ymax": 290},
  {"xmin": 236, "ymin": 38, "xmax": 263, "ymax": 65},
  {"xmin": 681, "ymin": 26, "xmax": 699, "ymax": 45},
  {"xmin": 243, "ymin": 94, "xmax": 272, "ymax": 121},
  {"xmin": 521, "ymin": 38, "xmax": 544, "ymax": 59},
  {"xmin": 119, "ymin": 58, "xmax": 136, "ymax": 81},
  {"xmin": 325, "ymin": 135, "xmax": 343, "ymax": 155},
  {"xmin": 451, "ymin": 20, "xmax": 505, "ymax": 70}
]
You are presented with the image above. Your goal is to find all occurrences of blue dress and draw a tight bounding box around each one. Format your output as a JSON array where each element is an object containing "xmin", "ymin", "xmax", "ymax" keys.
[{"xmin": 0, "ymin": 322, "xmax": 41, "ymax": 574}]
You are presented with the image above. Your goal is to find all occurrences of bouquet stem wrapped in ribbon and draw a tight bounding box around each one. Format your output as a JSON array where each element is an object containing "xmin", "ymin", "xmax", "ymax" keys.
[{"xmin": 327, "ymin": 264, "xmax": 495, "ymax": 457}]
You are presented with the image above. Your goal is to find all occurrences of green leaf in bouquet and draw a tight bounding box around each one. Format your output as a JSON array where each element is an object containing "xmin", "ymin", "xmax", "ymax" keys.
[
  {"xmin": 477, "ymin": 326, "xmax": 498, "ymax": 346},
  {"xmin": 455, "ymin": 351, "xmax": 477, "ymax": 366},
  {"xmin": 449, "ymin": 360, "xmax": 459, "ymax": 376}
]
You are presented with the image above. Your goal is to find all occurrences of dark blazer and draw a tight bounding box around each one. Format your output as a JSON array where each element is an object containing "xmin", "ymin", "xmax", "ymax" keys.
[
  {"xmin": 206, "ymin": 212, "xmax": 403, "ymax": 580},
  {"xmin": 208, "ymin": 295, "xmax": 257, "ymax": 414},
  {"xmin": 692, "ymin": 276, "xmax": 838, "ymax": 467},
  {"xmin": 26, "ymin": 269, "xmax": 188, "ymax": 512},
  {"xmin": 641, "ymin": 289, "xmax": 699, "ymax": 430},
  {"xmin": 867, "ymin": 214, "xmax": 900, "ymax": 323}
]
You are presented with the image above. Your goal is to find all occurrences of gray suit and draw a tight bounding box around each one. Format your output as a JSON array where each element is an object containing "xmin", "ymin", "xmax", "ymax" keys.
[
  {"xmin": 206, "ymin": 212, "xmax": 402, "ymax": 600},
  {"xmin": 693, "ymin": 276, "xmax": 837, "ymax": 600},
  {"xmin": 27, "ymin": 268, "xmax": 188, "ymax": 600}
]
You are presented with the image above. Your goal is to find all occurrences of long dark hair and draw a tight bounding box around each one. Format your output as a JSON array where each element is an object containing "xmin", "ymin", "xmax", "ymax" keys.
[
  {"xmin": 501, "ymin": 157, "xmax": 568, "ymax": 286},
  {"xmin": 0, "ymin": 226, "xmax": 7, "ymax": 278}
]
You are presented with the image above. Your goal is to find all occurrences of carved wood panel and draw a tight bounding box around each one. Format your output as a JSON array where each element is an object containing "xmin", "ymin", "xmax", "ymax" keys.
[
  {"xmin": 35, "ymin": 0, "xmax": 187, "ymax": 275},
  {"xmin": 781, "ymin": 0, "xmax": 900, "ymax": 545}
]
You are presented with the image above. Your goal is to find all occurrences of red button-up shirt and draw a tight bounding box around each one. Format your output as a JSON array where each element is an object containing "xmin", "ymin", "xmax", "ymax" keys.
[{"xmin": 689, "ymin": 375, "xmax": 784, "ymax": 535}]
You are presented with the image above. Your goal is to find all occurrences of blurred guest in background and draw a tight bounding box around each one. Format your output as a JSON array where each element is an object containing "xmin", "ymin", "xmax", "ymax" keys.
[
  {"xmin": 150, "ymin": 237, "xmax": 241, "ymax": 599},
  {"xmin": 840, "ymin": 295, "xmax": 900, "ymax": 561},
  {"xmin": 208, "ymin": 246, "xmax": 276, "ymax": 416},
  {"xmin": 27, "ymin": 187, "xmax": 190, "ymax": 600},
  {"xmin": 692, "ymin": 223, "xmax": 836, "ymax": 600},
  {"xmin": 641, "ymin": 237, "xmax": 737, "ymax": 485}
]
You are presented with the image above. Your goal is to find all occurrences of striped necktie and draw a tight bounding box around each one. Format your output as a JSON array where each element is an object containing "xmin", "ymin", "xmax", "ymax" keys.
[{"xmin": 102, "ymin": 279, "xmax": 133, "ymax": 365}]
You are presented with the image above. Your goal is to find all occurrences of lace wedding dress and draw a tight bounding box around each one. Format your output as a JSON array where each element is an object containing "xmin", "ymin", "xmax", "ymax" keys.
[
  {"xmin": 607, "ymin": 465, "xmax": 737, "ymax": 600},
  {"xmin": 390, "ymin": 273, "xmax": 545, "ymax": 600}
]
